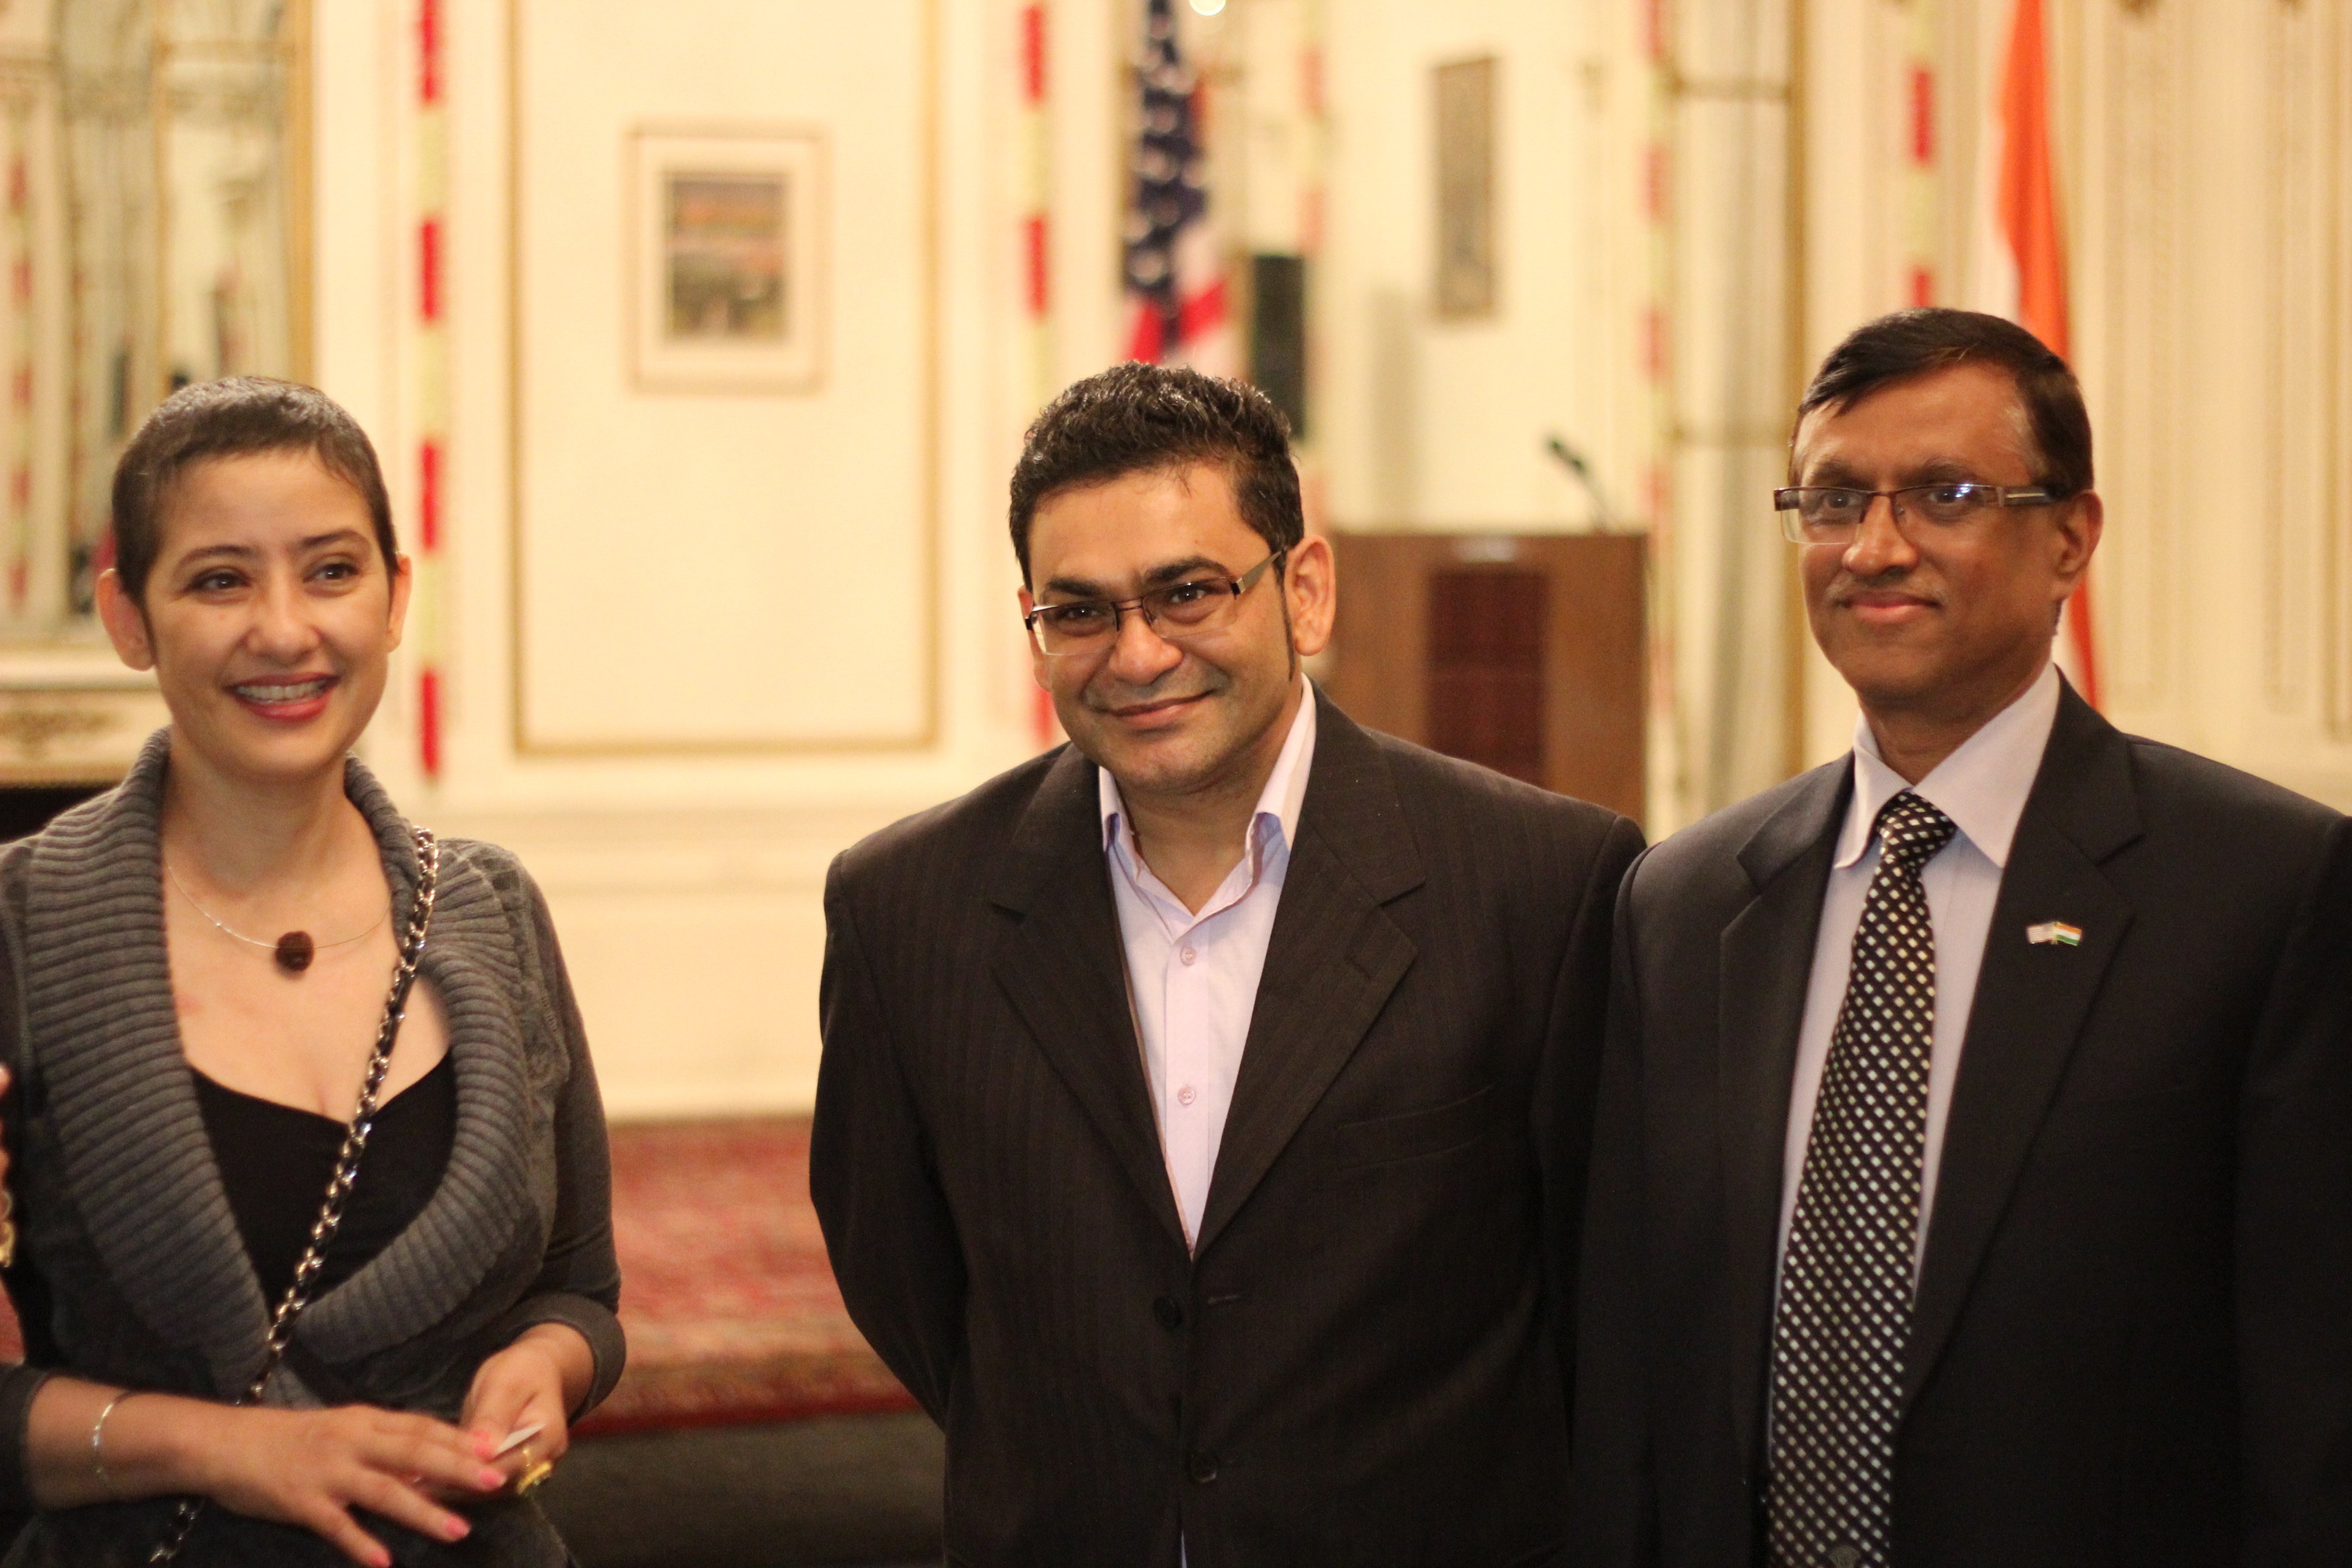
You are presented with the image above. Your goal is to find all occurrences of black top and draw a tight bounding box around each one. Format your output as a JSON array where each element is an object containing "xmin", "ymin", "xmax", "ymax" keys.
[{"xmin": 192, "ymin": 1053, "xmax": 456, "ymax": 1303}]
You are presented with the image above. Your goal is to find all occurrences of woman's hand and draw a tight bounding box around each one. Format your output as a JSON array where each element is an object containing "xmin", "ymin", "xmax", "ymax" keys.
[
  {"xmin": 182, "ymin": 1402, "xmax": 505, "ymax": 1567},
  {"xmin": 458, "ymin": 1324, "xmax": 595, "ymax": 1492},
  {"xmin": 27, "ymin": 1380, "xmax": 505, "ymax": 1568}
]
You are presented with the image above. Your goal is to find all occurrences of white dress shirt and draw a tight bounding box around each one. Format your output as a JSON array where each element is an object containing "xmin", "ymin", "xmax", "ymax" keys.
[
  {"xmin": 1777, "ymin": 662, "xmax": 2062, "ymax": 1283},
  {"xmin": 1100, "ymin": 691, "xmax": 1316, "ymax": 1252}
]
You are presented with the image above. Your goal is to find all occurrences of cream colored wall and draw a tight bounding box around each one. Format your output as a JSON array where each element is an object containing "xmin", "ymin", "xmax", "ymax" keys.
[
  {"xmin": 1307, "ymin": 0, "xmax": 1741, "ymax": 827},
  {"xmin": 299, "ymin": 0, "xmax": 2352, "ymax": 1117},
  {"xmin": 2061, "ymin": 0, "xmax": 2352, "ymax": 810},
  {"xmin": 1309, "ymin": 0, "xmax": 1809, "ymax": 835},
  {"xmin": 1311, "ymin": 3, "xmax": 1642, "ymax": 536},
  {"xmin": 1798, "ymin": 0, "xmax": 2352, "ymax": 816},
  {"xmin": 313, "ymin": 1, "xmax": 1040, "ymax": 1118}
]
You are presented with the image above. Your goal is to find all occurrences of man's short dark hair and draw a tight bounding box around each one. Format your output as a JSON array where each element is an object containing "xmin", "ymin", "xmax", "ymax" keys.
[
  {"xmin": 1009, "ymin": 363, "xmax": 1303, "ymax": 582},
  {"xmin": 1796, "ymin": 308, "xmax": 2094, "ymax": 499},
  {"xmin": 111, "ymin": 376, "xmax": 398, "ymax": 607}
]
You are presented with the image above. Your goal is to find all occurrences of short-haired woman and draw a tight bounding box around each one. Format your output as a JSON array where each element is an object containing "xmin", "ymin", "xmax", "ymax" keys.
[{"xmin": 0, "ymin": 377, "xmax": 622, "ymax": 1565}]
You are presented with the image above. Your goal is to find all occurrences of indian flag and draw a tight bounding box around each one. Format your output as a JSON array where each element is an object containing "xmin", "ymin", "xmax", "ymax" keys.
[{"xmin": 1973, "ymin": 0, "xmax": 2100, "ymax": 708}]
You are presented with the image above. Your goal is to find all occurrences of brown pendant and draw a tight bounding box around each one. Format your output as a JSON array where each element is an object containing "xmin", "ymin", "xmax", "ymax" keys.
[{"xmin": 274, "ymin": 931, "xmax": 315, "ymax": 973}]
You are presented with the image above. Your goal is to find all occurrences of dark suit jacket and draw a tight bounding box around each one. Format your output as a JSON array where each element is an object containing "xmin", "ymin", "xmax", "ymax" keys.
[
  {"xmin": 1569, "ymin": 681, "xmax": 2352, "ymax": 1568},
  {"xmin": 812, "ymin": 690, "xmax": 1642, "ymax": 1567}
]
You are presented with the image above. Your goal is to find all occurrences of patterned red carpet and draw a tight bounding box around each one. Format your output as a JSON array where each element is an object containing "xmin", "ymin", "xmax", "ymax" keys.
[
  {"xmin": 0, "ymin": 1115, "xmax": 918, "ymax": 1435},
  {"xmin": 580, "ymin": 1115, "xmax": 918, "ymax": 1434}
]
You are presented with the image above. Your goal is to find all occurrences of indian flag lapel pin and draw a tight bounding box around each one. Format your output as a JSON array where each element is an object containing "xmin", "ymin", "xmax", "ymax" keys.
[{"xmin": 2026, "ymin": 921, "xmax": 2083, "ymax": 947}]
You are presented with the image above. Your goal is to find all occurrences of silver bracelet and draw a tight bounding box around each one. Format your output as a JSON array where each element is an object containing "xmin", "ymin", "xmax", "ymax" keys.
[{"xmin": 90, "ymin": 1391, "xmax": 132, "ymax": 1499}]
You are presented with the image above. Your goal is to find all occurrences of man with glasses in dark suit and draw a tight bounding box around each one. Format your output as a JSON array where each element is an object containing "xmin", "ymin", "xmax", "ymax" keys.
[
  {"xmin": 1570, "ymin": 308, "xmax": 2352, "ymax": 1568},
  {"xmin": 813, "ymin": 363, "xmax": 1642, "ymax": 1567}
]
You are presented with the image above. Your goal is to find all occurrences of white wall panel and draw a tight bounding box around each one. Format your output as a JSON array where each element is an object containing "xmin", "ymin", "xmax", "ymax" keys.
[
  {"xmin": 510, "ymin": 0, "xmax": 936, "ymax": 754},
  {"xmin": 2056, "ymin": 0, "xmax": 2352, "ymax": 804},
  {"xmin": 437, "ymin": 804, "xmax": 877, "ymax": 1114}
]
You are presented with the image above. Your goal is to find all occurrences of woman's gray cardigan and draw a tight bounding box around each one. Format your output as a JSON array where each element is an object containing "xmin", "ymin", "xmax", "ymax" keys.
[{"xmin": 0, "ymin": 733, "xmax": 623, "ymax": 1565}]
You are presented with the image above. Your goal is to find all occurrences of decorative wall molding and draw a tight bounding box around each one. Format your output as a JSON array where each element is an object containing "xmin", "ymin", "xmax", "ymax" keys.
[
  {"xmin": 2260, "ymin": 0, "xmax": 2352, "ymax": 739},
  {"xmin": 2070, "ymin": 0, "xmax": 2184, "ymax": 714},
  {"xmin": 2315, "ymin": 2, "xmax": 2352, "ymax": 740},
  {"xmin": 2266, "ymin": 0, "xmax": 2317, "ymax": 712},
  {"xmin": 438, "ymin": 797, "xmax": 912, "ymax": 1118},
  {"xmin": 0, "ymin": 667, "xmax": 166, "ymax": 784},
  {"xmin": 1662, "ymin": 0, "xmax": 1802, "ymax": 820}
]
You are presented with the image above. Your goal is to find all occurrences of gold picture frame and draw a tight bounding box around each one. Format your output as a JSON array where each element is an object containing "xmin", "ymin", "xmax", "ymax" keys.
[{"xmin": 628, "ymin": 125, "xmax": 828, "ymax": 395}]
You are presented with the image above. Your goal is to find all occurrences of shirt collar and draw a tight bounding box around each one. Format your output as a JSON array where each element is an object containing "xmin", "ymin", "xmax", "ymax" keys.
[
  {"xmin": 1834, "ymin": 661, "xmax": 2061, "ymax": 871},
  {"xmin": 1099, "ymin": 682, "xmax": 1319, "ymax": 867}
]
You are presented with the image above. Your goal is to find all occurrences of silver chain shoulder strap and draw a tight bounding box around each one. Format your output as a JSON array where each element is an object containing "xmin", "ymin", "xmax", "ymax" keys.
[{"xmin": 148, "ymin": 826, "xmax": 441, "ymax": 1564}]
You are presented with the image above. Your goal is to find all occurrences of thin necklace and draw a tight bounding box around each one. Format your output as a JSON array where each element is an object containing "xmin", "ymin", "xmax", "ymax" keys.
[{"xmin": 163, "ymin": 858, "xmax": 389, "ymax": 975}]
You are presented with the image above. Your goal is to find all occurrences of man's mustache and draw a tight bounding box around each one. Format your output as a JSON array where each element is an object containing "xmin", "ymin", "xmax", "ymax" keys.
[{"xmin": 1080, "ymin": 670, "xmax": 1229, "ymax": 714}]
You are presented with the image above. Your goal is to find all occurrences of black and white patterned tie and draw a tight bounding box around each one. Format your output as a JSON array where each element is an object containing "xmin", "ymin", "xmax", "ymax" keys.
[{"xmin": 1769, "ymin": 790, "xmax": 1957, "ymax": 1568}]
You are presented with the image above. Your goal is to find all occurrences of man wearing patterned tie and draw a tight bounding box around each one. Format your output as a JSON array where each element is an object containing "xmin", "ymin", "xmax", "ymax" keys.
[{"xmin": 1568, "ymin": 308, "xmax": 2352, "ymax": 1568}]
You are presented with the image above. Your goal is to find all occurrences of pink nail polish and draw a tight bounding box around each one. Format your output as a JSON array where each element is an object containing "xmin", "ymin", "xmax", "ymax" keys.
[
  {"xmin": 479, "ymin": 1467, "xmax": 504, "ymax": 1489},
  {"xmin": 445, "ymin": 1516, "xmax": 471, "ymax": 1540}
]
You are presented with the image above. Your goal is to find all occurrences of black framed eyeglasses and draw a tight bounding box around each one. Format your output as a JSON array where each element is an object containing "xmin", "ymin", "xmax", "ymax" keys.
[
  {"xmin": 1773, "ymin": 482, "xmax": 2059, "ymax": 544},
  {"xmin": 1024, "ymin": 549, "xmax": 1285, "ymax": 657}
]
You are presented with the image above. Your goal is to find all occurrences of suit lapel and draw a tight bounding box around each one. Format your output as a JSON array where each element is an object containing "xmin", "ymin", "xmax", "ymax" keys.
[
  {"xmin": 990, "ymin": 747, "xmax": 1188, "ymax": 1248},
  {"xmin": 1193, "ymin": 696, "xmax": 1423, "ymax": 1257},
  {"xmin": 1719, "ymin": 762, "xmax": 1850, "ymax": 1474},
  {"xmin": 1903, "ymin": 686, "xmax": 2140, "ymax": 1408}
]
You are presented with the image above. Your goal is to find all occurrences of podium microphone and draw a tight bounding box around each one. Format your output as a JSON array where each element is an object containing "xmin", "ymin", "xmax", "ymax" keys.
[{"xmin": 1545, "ymin": 434, "xmax": 1621, "ymax": 534}]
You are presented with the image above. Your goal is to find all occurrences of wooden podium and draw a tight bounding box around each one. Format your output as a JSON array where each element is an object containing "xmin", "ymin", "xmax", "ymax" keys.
[{"xmin": 1323, "ymin": 532, "xmax": 1646, "ymax": 823}]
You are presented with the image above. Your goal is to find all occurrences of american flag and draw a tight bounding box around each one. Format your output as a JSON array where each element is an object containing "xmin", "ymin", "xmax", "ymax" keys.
[{"xmin": 1124, "ymin": 0, "xmax": 1232, "ymax": 369}]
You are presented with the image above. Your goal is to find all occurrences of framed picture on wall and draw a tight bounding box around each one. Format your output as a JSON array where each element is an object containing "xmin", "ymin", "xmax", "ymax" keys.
[
  {"xmin": 629, "ymin": 126, "xmax": 827, "ymax": 392},
  {"xmin": 1433, "ymin": 57, "xmax": 1496, "ymax": 319}
]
